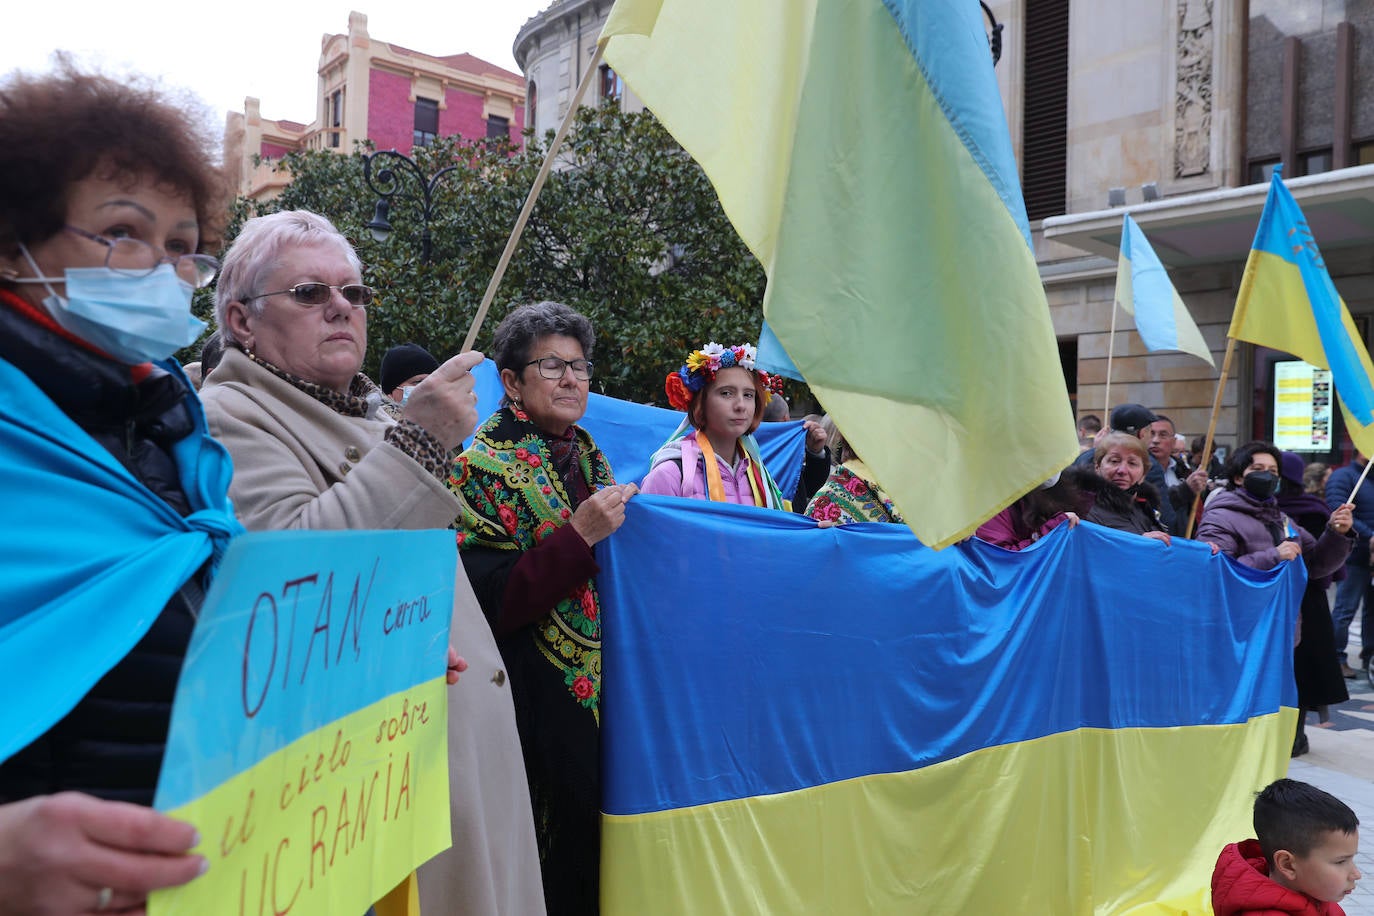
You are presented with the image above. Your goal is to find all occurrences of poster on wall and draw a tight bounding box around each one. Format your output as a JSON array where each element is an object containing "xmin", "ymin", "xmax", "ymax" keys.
[{"xmin": 1273, "ymin": 360, "xmax": 1333, "ymax": 451}]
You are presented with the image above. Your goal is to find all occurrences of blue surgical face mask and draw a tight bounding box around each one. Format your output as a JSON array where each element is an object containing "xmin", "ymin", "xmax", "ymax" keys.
[{"xmin": 14, "ymin": 245, "xmax": 206, "ymax": 365}]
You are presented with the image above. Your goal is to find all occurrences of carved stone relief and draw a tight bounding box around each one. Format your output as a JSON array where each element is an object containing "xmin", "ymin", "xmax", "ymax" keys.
[{"xmin": 1175, "ymin": 0, "xmax": 1214, "ymax": 178}]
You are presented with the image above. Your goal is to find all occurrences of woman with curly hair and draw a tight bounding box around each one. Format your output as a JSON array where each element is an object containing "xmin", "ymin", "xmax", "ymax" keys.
[
  {"xmin": 0, "ymin": 62, "xmax": 230, "ymax": 912},
  {"xmin": 641, "ymin": 342, "xmax": 790, "ymax": 508}
]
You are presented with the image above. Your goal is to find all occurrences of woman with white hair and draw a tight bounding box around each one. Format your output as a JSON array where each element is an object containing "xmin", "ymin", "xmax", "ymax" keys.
[
  {"xmin": 201, "ymin": 210, "xmax": 545, "ymax": 915},
  {"xmin": 203, "ymin": 209, "xmax": 478, "ymax": 530}
]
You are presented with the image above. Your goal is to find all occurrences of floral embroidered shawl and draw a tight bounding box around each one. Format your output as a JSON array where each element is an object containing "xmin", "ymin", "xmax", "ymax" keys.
[
  {"xmin": 449, "ymin": 405, "xmax": 616, "ymax": 717},
  {"xmin": 804, "ymin": 460, "xmax": 904, "ymax": 525}
]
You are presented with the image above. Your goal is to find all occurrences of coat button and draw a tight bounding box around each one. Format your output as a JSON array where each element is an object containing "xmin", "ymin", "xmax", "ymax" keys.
[
  {"xmin": 338, "ymin": 461, "xmax": 352, "ymax": 476},
  {"xmin": 345, "ymin": 446, "xmax": 362, "ymax": 462},
  {"xmin": 491, "ymin": 669, "xmax": 507, "ymax": 686}
]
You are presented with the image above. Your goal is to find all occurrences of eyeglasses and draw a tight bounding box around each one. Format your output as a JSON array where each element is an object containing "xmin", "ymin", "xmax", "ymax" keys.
[
  {"xmin": 526, "ymin": 357, "xmax": 594, "ymax": 381},
  {"xmin": 244, "ymin": 283, "xmax": 374, "ymax": 308},
  {"xmin": 64, "ymin": 225, "xmax": 220, "ymax": 288}
]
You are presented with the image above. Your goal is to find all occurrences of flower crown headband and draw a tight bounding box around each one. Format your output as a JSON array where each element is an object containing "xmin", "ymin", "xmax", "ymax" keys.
[{"xmin": 664, "ymin": 342, "xmax": 782, "ymax": 411}]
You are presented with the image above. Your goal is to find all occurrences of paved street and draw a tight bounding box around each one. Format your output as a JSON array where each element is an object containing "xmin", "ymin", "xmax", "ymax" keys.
[{"xmin": 1288, "ymin": 614, "xmax": 1374, "ymax": 916}]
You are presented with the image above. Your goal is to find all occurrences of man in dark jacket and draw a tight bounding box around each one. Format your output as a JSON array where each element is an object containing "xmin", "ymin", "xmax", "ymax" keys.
[
  {"xmin": 1150, "ymin": 414, "xmax": 1208, "ymax": 526},
  {"xmin": 1326, "ymin": 453, "xmax": 1374, "ymax": 676}
]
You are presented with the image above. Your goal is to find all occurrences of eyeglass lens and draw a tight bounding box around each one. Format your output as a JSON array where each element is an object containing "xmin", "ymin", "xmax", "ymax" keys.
[
  {"xmin": 68, "ymin": 228, "xmax": 219, "ymax": 288},
  {"xmin": 107, "ymin": 239, "xmax": 218, "ymax": 288},
  {"xmin": 536, "ymin": 357, "xmax": 594, "ymax": 380},
  {"xmin": 286, "ymin": 283, "xmax": 374, "ymax": 307}
]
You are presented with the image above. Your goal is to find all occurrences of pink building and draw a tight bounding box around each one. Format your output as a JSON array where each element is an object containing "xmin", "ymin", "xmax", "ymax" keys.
[{"xmin": 226, "ymin": 11, "xmax": 526, "ymax": 200}]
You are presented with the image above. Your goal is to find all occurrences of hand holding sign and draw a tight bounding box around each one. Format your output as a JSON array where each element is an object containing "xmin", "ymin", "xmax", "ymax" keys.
[
  {"xmin": 446, "ymin": 648, "xmax": 468, "ymax": 685},
  {"xmin": 0, "ymin": 793, "xmax": 205, "ymax": 915}
]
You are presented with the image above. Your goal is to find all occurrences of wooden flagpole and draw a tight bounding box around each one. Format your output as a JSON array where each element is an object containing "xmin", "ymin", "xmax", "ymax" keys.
[
  {"xmin": 1348, "ymin": 453, "xmax": 1374, "ymax": 502},
  {"xmin": 1103, "ymin": 301, "xmax": 1118, "ymax": 423},
  {"xmin": 1184, "ymin": 336, "xmax": 1239, "ymax": 538},
  {"xmin": 460, "ymin": 40, "xmax": 608, "ymax": 353}
]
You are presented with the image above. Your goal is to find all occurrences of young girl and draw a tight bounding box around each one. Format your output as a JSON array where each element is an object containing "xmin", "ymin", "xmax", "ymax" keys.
[{"xmin": 640, "ymin": 342, "xmax": 789, "ymax": 508}]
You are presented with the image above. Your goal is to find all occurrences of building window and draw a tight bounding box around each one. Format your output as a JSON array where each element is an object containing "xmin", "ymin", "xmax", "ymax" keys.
[
  {"xmin": 527, "ymin": 82, "xmax": 537, "ymax": 130},
  {"xmin": 1298, "ymin": 148, "xmax": 1333, "ymax": 177},
  {"xmin": 599, "ymin": 65, "xmax": 624, "ymax": 104},
  {"xmin": 1021, "ymin": 0, "xmax": 1069, "ymax": 222},
  {"xmin": 486, "ymin": 115, "xmax": 509, "ymax": 140},
  {"xmin": 414, "ymin": 97, "xmax": 439, "ymax": 148},
  {"xmin": 1247, "ymin": 157, "xmax": 1280, "ymax": 184},
  {"xmin": 1058, "ymin": 337, "xmax": 1078, "ymax": 417},
  {"xmin": 328, "ymin": 89, "xmax": 343, "ymax": 148},
  {"xmin": 1356, "ymin": 140, "xmax": 1374, "ymax": 166}
]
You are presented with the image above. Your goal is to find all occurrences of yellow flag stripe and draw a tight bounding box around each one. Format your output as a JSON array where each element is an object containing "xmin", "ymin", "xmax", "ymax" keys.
[
  {"xmin": 602, "ymin": 712, "xmax": 1293, "ymax": 915},
  {"xmin": 152, "ymin": 679, "xmax": 451, "ymax": 916}
]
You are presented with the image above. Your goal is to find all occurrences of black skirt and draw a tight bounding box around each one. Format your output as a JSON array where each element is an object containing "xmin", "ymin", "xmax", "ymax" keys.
[{"xmin": 1294, "ymin": 583, "xmax": 1350, "ymax": 710}]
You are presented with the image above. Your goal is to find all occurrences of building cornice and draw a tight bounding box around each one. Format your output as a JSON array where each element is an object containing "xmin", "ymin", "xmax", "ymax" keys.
[
  {"xmin": 513, "ymin": 0, "xmax": 613, "ymax": 72},
  {"xmin": 1043, "ymin": 166, "xmax": 1374, "ymax": 267}
]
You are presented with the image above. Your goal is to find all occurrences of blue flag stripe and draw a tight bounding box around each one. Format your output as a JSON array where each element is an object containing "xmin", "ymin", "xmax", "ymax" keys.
[
  {"xmin": 880, "ymin": 0, "xmax": 1030, "ymax": 241},
  {"xmin": 1123, "ymin": 215, "xmax": 1182, "ymax": 351}
]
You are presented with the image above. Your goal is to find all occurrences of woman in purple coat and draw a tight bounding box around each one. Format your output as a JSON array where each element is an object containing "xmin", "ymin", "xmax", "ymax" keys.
[
  {"xmin": 1196, "ymin": 441, "xmax": 1354, "ymax": 575},
  {"xmin": 1196, "ymin": 441, "xmax": 1356, "ymax": 756}
]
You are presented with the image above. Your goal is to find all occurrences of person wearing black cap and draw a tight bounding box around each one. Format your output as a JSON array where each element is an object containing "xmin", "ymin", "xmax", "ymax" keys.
[
  {"xmin": 380, "ymin": 342, "xmax": 441, "ymax": 403},
  {"xmin": 1072, "ymin": 403, "xmax": 1177, "ymax": 532}
]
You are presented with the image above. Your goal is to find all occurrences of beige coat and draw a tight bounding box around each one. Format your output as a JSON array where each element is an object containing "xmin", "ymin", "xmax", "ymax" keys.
[
  {"xmin": 201, "ymin": 347, "xmax": 545, "ymax": 915},
  {"xmin": 200, "ymin": 347, "xmax": 457, "ymax": 532}
]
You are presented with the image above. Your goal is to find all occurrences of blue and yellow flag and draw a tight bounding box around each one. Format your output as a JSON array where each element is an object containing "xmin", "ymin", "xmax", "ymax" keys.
[
  {"xmin": 598, "ymin": 498, "xmax": 1299, "ymax": 913},
  {"xmin": 602, "ymin": 0, "xmax": 1080, "ymax": 548},
  {"xmin": 1231, "ymin": 170, "xmax": 1374, "ymax": 454},
  {"xmin": 1115, "ymin": 213, "xmax": 1215, "ymax": 366}
]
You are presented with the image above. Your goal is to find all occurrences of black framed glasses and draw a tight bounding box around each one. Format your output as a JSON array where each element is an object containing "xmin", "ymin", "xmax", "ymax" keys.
[
  {"xmin": 64, "ymin": 225, "xmax": 220, "ymax": 288},
  {"xmin": 245, "ymin": 283, "xmax": 374, "ymax": 308},
  {"xmin": 526, "ymin": 357, "xmax": 594, "ymax": 380}
]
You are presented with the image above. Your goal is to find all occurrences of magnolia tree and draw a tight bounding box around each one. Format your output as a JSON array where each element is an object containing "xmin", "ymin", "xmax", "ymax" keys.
[{"xmin": 192, "ymin": 107, "xmax": 772, "ymax": 405}]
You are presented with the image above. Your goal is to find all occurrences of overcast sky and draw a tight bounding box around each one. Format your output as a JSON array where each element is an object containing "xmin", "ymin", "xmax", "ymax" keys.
[{"xmin": 9, "ymin": 1, "xmax": 550, "ymax": 131}]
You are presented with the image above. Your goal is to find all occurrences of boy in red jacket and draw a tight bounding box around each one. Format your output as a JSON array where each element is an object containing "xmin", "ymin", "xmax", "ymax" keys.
[{"xmin": 1212, "ymin": 778, "xmax": 1361, "ymax": 915}]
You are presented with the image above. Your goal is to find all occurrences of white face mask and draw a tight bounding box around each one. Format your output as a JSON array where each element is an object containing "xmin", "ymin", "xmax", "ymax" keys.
[{"xmin": 13, "ymin": 245, "xmax": 206, "ymax": 364}]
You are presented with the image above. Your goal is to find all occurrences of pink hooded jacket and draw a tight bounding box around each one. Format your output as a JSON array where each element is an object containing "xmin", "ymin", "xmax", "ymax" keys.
[{"xmin": 640, "ymin": 430, "xmax": 768, "ymax": 506}]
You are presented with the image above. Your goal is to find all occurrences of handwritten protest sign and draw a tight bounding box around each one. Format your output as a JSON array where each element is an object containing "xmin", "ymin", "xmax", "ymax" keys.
[{"xmin": 150, "ymin": 530, "xmax": 455, "ymax": 916}]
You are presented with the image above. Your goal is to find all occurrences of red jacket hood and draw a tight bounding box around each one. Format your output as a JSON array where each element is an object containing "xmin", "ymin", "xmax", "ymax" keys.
[{"xmin": 1212, "ymin": 839, "xmax": 1345, "ymax": 916}]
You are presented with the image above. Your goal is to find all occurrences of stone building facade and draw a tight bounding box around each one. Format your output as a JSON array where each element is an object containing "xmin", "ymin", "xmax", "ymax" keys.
[
  {"xmin": 225, "ymin": 11, "xmax": 526, "ymax": 200},
  {"xmin": 997, "ymin": 0, "xmax": 1374, "ymax": 464},
  {"xmin": 512, "ymin": 0, "xmax": 646, "ymax": 140}
]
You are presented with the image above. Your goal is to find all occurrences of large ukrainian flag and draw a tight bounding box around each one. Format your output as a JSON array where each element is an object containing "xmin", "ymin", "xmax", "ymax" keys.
[
  {"xmin": 601, "ymin": 0, "xmax": 1080, "ymax": 549},
  {"xmin": 598, "ymin": 498, "xmax": 1300, "ymax": 913},
  {"xmin": 1230, "ymin": 170, "xmax": 1374, "ymax": 454}
]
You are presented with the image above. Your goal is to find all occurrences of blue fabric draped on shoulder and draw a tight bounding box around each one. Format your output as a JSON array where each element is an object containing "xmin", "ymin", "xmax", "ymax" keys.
[
  {"xmin": 0, "ymin": 356, "xmax": 242, "ymax": 765},
  {"xmin": 596, "ymin": 497, "xmax": 1302, "ymax": 913}
]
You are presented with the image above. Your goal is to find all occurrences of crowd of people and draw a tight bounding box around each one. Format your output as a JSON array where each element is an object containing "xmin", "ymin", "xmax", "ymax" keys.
[
  {"xmin": 0, "ymin": 61, "xmax": 1366, "ymax": 916},
  {"xmin": 1034, "ymin": 404, "xmax": 1363, "ymax": 758}
]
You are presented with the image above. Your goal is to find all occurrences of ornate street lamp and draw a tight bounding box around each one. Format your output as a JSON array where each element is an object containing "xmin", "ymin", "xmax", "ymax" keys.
[{"xmin": 362, "ymin": 149, "xmax": 462, "ymax": 263}]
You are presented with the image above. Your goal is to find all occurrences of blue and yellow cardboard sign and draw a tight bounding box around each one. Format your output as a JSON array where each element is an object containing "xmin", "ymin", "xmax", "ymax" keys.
[{"xmin": 150, "ymin": 530, "xmax": 455, "ymax": 916}]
